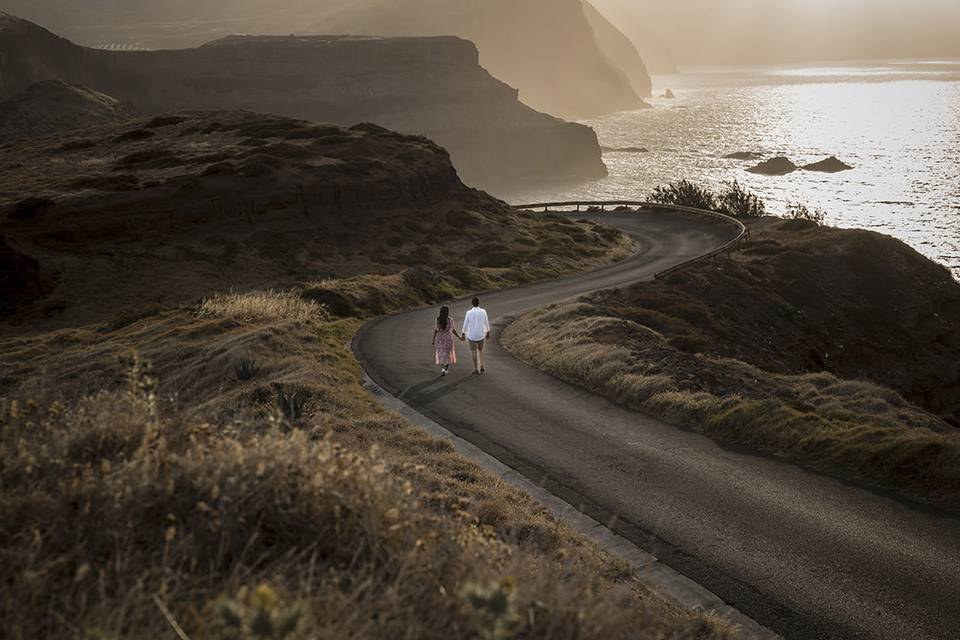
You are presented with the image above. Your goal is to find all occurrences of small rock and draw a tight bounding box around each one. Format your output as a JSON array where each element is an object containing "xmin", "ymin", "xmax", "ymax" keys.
[
  {"xmin": 724, "ymin": 151, "xmax": 764, "ymax": 160},
  {"xmin": 747, "ymin": 157, "xmax": 798, "ymax": 176},
  {"xmin": 803, "ymin": 156, "xmax": 854, "ymax": 173}
]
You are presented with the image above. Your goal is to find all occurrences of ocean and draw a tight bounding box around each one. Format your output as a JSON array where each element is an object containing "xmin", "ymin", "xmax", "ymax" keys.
[{"xmin": 502, "ymin": 61, "xmax": 960, "ymax": 278}]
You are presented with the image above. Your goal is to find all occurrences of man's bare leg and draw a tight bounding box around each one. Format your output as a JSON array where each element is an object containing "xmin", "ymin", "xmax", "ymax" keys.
[
  {"xmin": 471, "ymin": 342, "xmax": 480, "ymax": 373},
  {"xmin": 477, "ymin": 342, "xmax": 485, "ymax": 373}
]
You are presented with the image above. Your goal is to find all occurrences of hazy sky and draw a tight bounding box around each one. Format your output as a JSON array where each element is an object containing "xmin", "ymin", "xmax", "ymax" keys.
[{"xmin": 598, "ymin": 0, "xmax": 960, "ymax": 65}]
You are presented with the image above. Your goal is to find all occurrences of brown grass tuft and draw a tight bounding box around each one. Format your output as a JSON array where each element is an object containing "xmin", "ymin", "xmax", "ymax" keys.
[{"xmin": 198, "ymin": 290, "xmax": 327, "ymax": 324}]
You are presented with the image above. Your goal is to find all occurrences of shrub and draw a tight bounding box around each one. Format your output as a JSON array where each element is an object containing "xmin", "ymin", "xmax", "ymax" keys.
[
  {"xmin": 61, "ymin": 139, "xmax": 98, "ymax": 151},
  {"xmin": 11, "ymin": 196, "xmax": 56, "ymax": 219},
  {"xmin": 214, "ymin": 584, "xmax": 305, "ymax": 640},
  {"xmin": 785, "ymin": 201, "xmax": 826, "ymax": 226},
  {"xmin": 718, "ymin": 180, "xmax": 765, "ymax": 218},
  {"xmin": 276, "ymin": 388, "xmax": 308, "ymax": 421},
  {"xmin": 145, "ymin": 116, "xmax": 187, "ymax": 129},
  {"xmin": 112, "ymin": 129, "xmax": 156, "ymax": 143},
  {"xmin": 649, "ymin": 180, "xmax": 718, "ymax": 211},
  {"xmin": 300, "ymin": 288, "xmax": 355, "ymax": 317},
  {"xmin": 234, "ymin": 357, "xmax": 261, "ymax": 381}
]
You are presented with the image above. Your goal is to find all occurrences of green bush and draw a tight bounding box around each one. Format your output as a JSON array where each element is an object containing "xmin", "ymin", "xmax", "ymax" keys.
[
  {"xmin": 649, "ymin": 180, "xmax": 718, "ymax": 211},
  {"xmin": 786, "ymin": 201, "xmax": 826, "ymax": 226},
  {"xmin": 718, "ymin": 180, "xmax": 765, "ymax": 218}
]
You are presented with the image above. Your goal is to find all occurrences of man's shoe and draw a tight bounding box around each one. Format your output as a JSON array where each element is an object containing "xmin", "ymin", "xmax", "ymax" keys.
[
  {"xmin": 441, "ymin": 368, "xmax": 447, "ymax": 377},
  {"xmin": 480, "ymin": 367, "xmax": 485, "ymax": 374}
]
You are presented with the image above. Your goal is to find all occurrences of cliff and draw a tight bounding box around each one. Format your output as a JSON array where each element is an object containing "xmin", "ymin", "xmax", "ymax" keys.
[
  {"xmin": 1, "ymin": 0, "xmax": 649, "ymax": 119},
  {"xmin": 582, "ymin": 1, "xmax": 653, "ymax": 99},
  {"xmin": 0, "ymin": 79, "xmax": 135, "ymax": 143},
  {"xmin": 589, "ymin": 0, "xmax": 677, "ymax": 74},
  {"xmin": 0, "ymin": 13, "xmax": 606, "ymax": 191}
]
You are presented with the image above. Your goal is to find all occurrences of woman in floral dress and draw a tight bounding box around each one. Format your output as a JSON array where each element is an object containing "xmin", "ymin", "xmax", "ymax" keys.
[{"xmin": 432, "ymin": 306, "xmax": 462, "ymax": 376}]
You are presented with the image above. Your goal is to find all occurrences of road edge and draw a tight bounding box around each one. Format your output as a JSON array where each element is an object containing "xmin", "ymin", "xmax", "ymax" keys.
[{"xmin": 358, "ymin": 370, "xmax": 780, "ymax": 640}]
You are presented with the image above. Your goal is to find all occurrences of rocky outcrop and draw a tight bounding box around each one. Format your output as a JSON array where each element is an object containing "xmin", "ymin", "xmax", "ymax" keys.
[
  {"xmin": 1, "ymin": 1, "xmax": 648, "ymax": 120},
  {"xmin": 725, "ymin": 151, "xmax": 764, "ymax": 160},
  {"xmin": 0, "ymin": 13, "xmax": 606, "ymax": 191},
  {"xmin": 747, "ymin": 157, "xmax": 799, "ymax": 176},
  {"xmin": 0, "ymin": 79, "xmax": 135, "ymax": 143},
  {"xmin": 804, "ymin": 156, "xmax": 854, "ymax": 173}
]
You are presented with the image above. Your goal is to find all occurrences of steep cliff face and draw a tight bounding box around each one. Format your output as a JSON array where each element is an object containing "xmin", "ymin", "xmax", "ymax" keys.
[
  {"xmin": 581, "ymin": 1, "xmax": 652, "ymax": 99},
  {"xmin": 1, "ymin": 0, "xmax": 650, "ymax": 119},
  {"xmin": 0, "ymin": 13, "xmax": 606, "ymax": 191},
  {"xmin": 589, "ymin": 0, "xmax": 677, "ymax": 75},
  {"xmin": 305, "ymin": 0, "xmax": 648, "ymax": 119},
  {"xmin": 0, "ymin": 79, "xmax": 135, "ymax": 143}
]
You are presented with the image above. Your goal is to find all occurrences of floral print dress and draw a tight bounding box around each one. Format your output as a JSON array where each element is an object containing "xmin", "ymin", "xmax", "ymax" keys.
[{"xmin": 435, "ymin": 318, "xmax": 457, "ymax": 365}]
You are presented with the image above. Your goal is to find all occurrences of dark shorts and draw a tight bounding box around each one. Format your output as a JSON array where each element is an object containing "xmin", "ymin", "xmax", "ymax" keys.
[{"xmin": 469, "ymin": 339, "xmax": 485, "ymax": 351}]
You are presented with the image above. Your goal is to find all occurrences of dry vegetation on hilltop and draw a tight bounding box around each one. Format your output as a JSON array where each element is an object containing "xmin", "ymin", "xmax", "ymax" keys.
[
  {"xmin": 504, "ymin": 217, "xmax": 960, "ymax": 510},
  {"xmin": 0, "ymin": 110, "xmax": 631, "ymax": 329},
  {"xmin": 0, "ymin": 111, "xmax": 733, "ymax": 637},
  {"xmin": 0, "ymin": 302, "xmax": 735, "ymax": 639}
]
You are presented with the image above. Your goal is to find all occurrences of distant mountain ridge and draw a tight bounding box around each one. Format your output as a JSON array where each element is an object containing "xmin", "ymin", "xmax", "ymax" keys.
[
  {"xmin": 0, "ymin": 13, "xmax": 607, "ymax": 191},
  {"xmin": 0, "ymin": 0, "xmax": 652, "ymax": 119}
]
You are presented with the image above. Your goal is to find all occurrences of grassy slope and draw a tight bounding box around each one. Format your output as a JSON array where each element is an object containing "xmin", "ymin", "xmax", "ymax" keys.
[
  {"xmin": 0, "ymin": 113, "xmax": 735, "ymax": 638},
  {"xmin": 503, "ymin": 217, "xmax": 960, "ymax": 511}
]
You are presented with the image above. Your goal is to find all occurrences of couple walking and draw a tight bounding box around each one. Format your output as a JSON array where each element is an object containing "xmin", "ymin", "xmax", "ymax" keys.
[{"xmin": 432, "ymin": 297, "xmax": 490, "ymax": 377}]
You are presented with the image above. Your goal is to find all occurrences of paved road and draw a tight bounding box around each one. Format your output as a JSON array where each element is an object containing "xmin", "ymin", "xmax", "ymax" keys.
[{"xmin": 354, "ymin": 210, "xmax": 960, "ymax": 640}]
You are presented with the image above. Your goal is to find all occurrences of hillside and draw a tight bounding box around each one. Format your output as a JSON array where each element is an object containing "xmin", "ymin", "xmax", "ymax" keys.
[
  {"xmin": 0, "ymin": 1, "xmax": 650, "ymax": 119},
  {"xmin": 0, "ymin": 107, "xmax": 746, "ymax": 637},
  {"xmin": 0, "ymin": 79, "xmax": 135, "ymax": 144},
  {"xmin": 0, "ymin": 13, "xmax": 607, "ymax": 191},
  {"xmin": 504, "ymin": 217, "xmax": 960, "ymax": 510},
  {"xmin": 0, "ymin": 109, "xmax": 628, "ymax": 330}
]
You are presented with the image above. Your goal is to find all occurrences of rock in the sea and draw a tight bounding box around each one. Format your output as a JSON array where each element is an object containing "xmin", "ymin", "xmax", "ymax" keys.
[
  {"xmin": 0, "ymin": 80, "xmax": 135, "ymax": 144},
  {"xmin": 747, "ymin": 157, "xmax": 799, "ymax": 176},
  {"xmin": 0, "ymin": 13, "xmax": 606, "ymax": 191},
  {"xmin": 602, "ymin": 146, "xmax": 650, "ymax": 153},
  {"xmin": 724, "ymin": 151, "xmax": 764, "ymax": 160},
  {"xmin": 803, "ymin": 156, "xmax": 854, "ymax": 173},
  {"xmin": 662, "ymin": 89, "xmax": 676, "ymax": 99}
]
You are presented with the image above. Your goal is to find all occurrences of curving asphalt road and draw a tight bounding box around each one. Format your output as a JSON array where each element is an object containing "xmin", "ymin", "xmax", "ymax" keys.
[{"xmin": 354, "ymin": 209, "xmax": 960, "ymax": 640}]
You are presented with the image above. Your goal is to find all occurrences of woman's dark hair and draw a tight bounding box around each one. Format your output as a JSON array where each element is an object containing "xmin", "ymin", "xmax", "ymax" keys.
[{"xmin": 437, "ymin": 306, "xmax": 450, "ymax": 329}]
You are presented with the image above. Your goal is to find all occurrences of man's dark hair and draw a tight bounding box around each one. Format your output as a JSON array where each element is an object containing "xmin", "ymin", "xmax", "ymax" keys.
[{"xmin": 472, "ymin": 297, "xmax": 480, "ymax": 307}]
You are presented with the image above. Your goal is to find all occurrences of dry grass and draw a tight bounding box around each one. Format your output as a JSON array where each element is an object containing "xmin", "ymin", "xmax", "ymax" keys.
[
  {"xmin": 503, "ymin": 294, "xmax": 960, "ymax": 511},
  {"xmin": 198, "ymin": 290, "xmax": 327, "ymax": 324},
  {"xmin": 0, "ymin": 312, "xmax": 738, "ymax": 640}
]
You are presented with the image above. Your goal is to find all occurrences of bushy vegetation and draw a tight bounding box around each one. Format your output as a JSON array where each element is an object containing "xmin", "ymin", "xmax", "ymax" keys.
[
  {"xmin": 649, "ymin": 180, "xmax": 718, "ymax": 212},
  {"xmin": 785, "ymin": 201, "xmax": 826, "ymax": 226},
  {"xmin": 503, "ymin": 217, "xmax": 960, "ymax": 510},
  {"xmin": 718, "ymin": 181, "xmax": 765, "ymax": 218},
  {"xmin": 0, "ymin": 318, "xmax": 737, "ymax": 639},
  {"xmin": 649, "ymin": 180, "xmax": 766, "ymax": 219}
]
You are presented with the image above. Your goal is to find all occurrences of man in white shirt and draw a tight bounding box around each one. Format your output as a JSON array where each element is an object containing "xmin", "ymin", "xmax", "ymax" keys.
[{"xmin": 461, "ymin": 297, "xmax": 491, "ymax": 374}]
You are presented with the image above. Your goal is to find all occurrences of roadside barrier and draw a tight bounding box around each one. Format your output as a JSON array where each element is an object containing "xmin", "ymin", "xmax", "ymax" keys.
[{"xmin": 513, "ymin": 201, "xmax": 748, "ymax": 279}]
